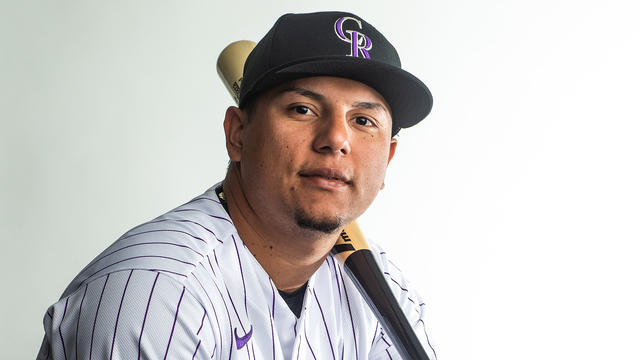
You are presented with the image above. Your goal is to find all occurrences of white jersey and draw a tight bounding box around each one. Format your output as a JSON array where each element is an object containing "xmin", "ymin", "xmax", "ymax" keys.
[{"xmin": 38, "ymin": 183, "xmax": 437, "ymax": 359}]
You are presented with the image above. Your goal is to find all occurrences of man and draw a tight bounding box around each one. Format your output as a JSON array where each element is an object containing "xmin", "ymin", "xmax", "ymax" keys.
[{"xmin": 38, "ymin": 11, "xmax": 436, "ymax": 359}]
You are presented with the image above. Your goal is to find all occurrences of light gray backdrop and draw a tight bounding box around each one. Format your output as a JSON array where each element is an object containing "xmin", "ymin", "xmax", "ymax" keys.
[{"xmin": 2, "ymin": 0, "xmax": 639, "ymax": 359}]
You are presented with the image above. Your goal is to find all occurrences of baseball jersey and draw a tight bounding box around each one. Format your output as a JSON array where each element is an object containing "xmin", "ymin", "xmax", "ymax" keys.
[{"xmin": 37, "ymin": 183, "xmax": 437, "ymax": 359}]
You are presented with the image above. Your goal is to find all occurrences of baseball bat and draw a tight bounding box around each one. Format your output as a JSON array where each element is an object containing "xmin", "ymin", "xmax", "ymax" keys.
[{"xmin": 217, "ymin": 41, "xmax": 430, "ymax": 360}]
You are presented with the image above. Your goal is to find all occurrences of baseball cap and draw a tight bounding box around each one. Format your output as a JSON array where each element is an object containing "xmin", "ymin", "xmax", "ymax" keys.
[{"xmin": 239, "ymin": 11, "xmax": 432, "ymax": 136}]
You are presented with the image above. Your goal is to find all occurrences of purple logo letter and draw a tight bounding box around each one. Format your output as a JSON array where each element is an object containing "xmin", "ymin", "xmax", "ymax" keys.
[{"xmin": 334, "ymin": 16, "xmax": 373, "ymax": 59}]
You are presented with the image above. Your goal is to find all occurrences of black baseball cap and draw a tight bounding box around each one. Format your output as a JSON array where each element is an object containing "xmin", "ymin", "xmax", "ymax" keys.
[{"xmin": 239, "ymin": 11, "xmax": 433, "ymax": 136}]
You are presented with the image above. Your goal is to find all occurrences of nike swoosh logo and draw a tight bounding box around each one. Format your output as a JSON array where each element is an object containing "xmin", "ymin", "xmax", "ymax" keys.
[{"xmin": 234, "ymin": 325, "xmax": 253, "ymax": 350}]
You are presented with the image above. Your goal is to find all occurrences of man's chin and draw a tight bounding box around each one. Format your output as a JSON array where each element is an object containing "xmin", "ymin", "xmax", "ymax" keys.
[{"xmin": 294, "ymin": 209, "xmax": 343, "ymax": 234}]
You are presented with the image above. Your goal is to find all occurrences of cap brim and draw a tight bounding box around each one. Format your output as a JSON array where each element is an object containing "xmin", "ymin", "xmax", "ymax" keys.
[{"xmin": 243, "ymin": 56, "xmax": 432, "ymax": 132}]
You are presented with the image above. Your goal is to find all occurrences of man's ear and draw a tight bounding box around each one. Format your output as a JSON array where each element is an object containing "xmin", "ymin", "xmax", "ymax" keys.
[
  {"xmin": 223, "ymin": 106, "xmax": 247, "ymax": 162},
  {"xmin": 381, "ymin": 138, "xmax": 398, "ymax": 190},
  {"xmin": 387, "ymin": 138, "xmax": 398, "ymax": 165}
]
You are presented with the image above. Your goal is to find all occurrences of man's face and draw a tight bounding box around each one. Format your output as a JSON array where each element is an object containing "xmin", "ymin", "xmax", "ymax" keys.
[{"xmin": 228, "ymin": 76, "xmax": 397, "ymax": 234}]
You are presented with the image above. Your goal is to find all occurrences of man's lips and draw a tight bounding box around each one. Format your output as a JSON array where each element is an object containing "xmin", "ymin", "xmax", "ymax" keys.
[{"xmin": 298, "ymin": 168, "xmax": 352, "ymax": 185}]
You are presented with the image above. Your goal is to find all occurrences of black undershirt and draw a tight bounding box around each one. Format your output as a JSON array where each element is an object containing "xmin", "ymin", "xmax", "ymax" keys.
[
  {"xmin": 278, "ymin": 283, "xmax": 307, "ymax": 318},
  {"xmin": 215, "ymin": 185, "xmax": 307, "ymax": 317}
]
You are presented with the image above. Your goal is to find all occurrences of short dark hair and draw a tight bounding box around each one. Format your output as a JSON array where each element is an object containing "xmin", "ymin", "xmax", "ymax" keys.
[{"xmin": 239, "ymin": 96, "xmax": 258, "ymax": 120}]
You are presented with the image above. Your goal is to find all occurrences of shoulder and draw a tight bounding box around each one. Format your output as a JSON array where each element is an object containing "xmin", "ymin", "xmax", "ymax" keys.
[
  {"xmin": 39, "ymin": 181, "xmax": 238, "ymax": 359},
  {"xmin": 60, "ymin": 183, "xmax": 236, "ymax": 299},
  {"xmin": 368, "ymin": 240, "xmax": 414, "ymax": 293}
]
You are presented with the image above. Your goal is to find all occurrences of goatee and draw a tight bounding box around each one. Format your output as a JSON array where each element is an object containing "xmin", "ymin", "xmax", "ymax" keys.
[{"xmin": 294, "ymin": 209, "xmax": 342, "ymax": 234}]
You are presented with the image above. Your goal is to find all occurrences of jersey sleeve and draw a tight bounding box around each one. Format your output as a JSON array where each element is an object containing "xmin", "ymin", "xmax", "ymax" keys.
[
  {"xmin": 37, "ymin": 269, "xmax": 216, "ymax": 360},
  {"xmin": 367, "ymin": 244, "xmax": 438, "ymax": 360}
]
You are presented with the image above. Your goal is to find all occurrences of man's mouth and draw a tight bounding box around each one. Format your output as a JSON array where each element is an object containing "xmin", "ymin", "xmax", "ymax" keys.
[{"xmin": 298, "ymin": 168, "xmax": 352, "ymax": 185}]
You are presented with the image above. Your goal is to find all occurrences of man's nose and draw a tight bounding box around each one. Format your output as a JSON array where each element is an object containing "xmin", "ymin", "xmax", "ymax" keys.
[{"xmin": 312, "ymin": 113, "xmax": 352, "ymax": 156}]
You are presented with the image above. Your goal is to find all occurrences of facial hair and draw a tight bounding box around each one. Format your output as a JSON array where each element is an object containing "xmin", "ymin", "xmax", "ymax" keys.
[{"xmin": 294, "ymin": 208, "xmax": 342, "ymax": 234}]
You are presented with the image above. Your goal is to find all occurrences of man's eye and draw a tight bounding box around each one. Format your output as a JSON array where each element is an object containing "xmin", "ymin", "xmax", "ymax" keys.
[
  {"xmin": 294, "ymin": 106, "xmax": 310, "ymax": 114},
  {"xmin": 355, "ymin": 116, "xmax": 372, "ymax": 126}
]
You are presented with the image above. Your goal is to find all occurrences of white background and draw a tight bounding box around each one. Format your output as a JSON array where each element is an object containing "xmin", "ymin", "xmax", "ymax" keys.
[{"xmin": 2, "ymin": 0, "xmax": 639, "ymax": 359}]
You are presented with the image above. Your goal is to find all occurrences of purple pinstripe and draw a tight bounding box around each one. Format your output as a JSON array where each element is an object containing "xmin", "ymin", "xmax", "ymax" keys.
[
  {"xmin": 189, "ymin": 196, "xmax": 222, "ymax": 204},
  {"xmin": 126, "ymin": 217, "xmax": 223, "ymax": 243},
  {"xmin": 75, "ymin": 284, "xmax": 88, "ymax": 359},
  {"xmin": 213, "ymin": 250, "xmax": 220, "ymax": 267},
  {"xmin": 269, "ymin": 310, "xmax": 275, "ymax": 360},
  {"xmin": 192, "ymin": 340, "xmax": 201, "ymax": 359},
  {"xmin": 270, "ymin": 282, "xmax": 276, "ymax": 315},
  {"xmin": 418, "ymin": 319, "xmax": 437, "ymax": 358},
  {"xmin": 338, "ymin": 268, "xmax": 358, "ymax": 359},
  {"xmin": 137, "ymin": 272, "xmax": 159, "ymax": 360},
  {"xmin": 58, "ymin": 297, "xmax": 69, "ymax": 360},
  {"xmin": 206, "ymin": 256, "xmax": 218, "ymax": 278},
  {"xmin": 400, "ymin": 296, "xmax": 421, "ymax": 315},
  {"xmin": 109, "ymin": 270, "xmax": 134, "ymax": 359},
  {"xmin": 174, "ymin": 209, "xmax": 234, "ymax": 224},
  {"xmin": 384, "ymin": 272, "xmax": 424, "ymax": 315},
  {"xmin": 231, "ymin": 235, "xmax": 249, "ymax": 316},
  {"xmin": 120, "ymin": 229, "xmax": 208, "ymax": 243},
  {"xmin": 380, "ymin": 331, "xmax": 391, "ymax": 347},
  {"xmin": 150, "ymin": 269, "xmax": 188, "ymax": 278},
  {"xmin": 163, "ymin": 286, "xmax": 186, "ymax": 360},
  {"xmin": 225, "ymin": 275, "xmax": 255, "ymax": 360},
  {"xmin": 304, "ymin": 325, "xmax": 317, "ymax": 360},
  {"xmin": 312, "ymin": 289, "xmax": 336, "ymax": 360},
  {"xmin": 205, "ymin": 267, "xmax": 235, "ymax": 360},
  {"xmin": 87, "ymin": 255, "xmax": 196, "ymax": 280},
  {"xmin": 330, "ymin": 257, "xmax": 342, "ymax": 304},
  {"xmin": 204, "ymin": 256, "xmax": 233, "ymax": 359},
  {"xmin": 91, "ymin": 241, "xmax": 204, "ymax": 266},
  {"xmin": 270, "ymin": 282, "xmax": 276, "ymax": 360},
  {"xmin": 197, "ymin": 310, "xmax": 206, "ymax": 335},
  {"xmin": 293, "ymin": 318, "xmax": 298, "ymax": 337},
  {"xmin": 193, "ymin": 272, "xmax": 224, "ymax": 349},
  {"xmin": 371, "ymin": 322, "xmax": 380, "ymax": 347},
  {"xmin": 224, "ymin": 281, "xmax": 246, "ymax": 333},
  {"xmin": 89, "ymin": 274, "xmax": 110, "ymax": 360},
  {"xmin": 384, "ymin": 272, "xmax": 409, "ymax": 291}
]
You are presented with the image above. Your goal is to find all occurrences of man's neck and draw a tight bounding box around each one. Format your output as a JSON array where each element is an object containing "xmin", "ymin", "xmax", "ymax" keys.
[{"xmin": 221, "ymin": 168, "xmax": 341, "ymax": 293}]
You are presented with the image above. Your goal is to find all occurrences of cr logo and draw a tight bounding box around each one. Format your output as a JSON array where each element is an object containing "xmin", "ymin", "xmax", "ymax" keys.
[{"xmin": 334, "ymin": 16, "xmax": 373, "ymax": 59}]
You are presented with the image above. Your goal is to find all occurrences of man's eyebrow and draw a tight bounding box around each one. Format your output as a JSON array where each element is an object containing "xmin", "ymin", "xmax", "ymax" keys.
[
  {"xmin": 279, "ymin": 86, "xmax": 389, "ymax": 114},
  {"xmin": 352, "ymin": 101, "xmax": 389, "ymax": 114},
  {"xmin": 279, "ymin": 87, "xmax": 326, "ymax": 102}
]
